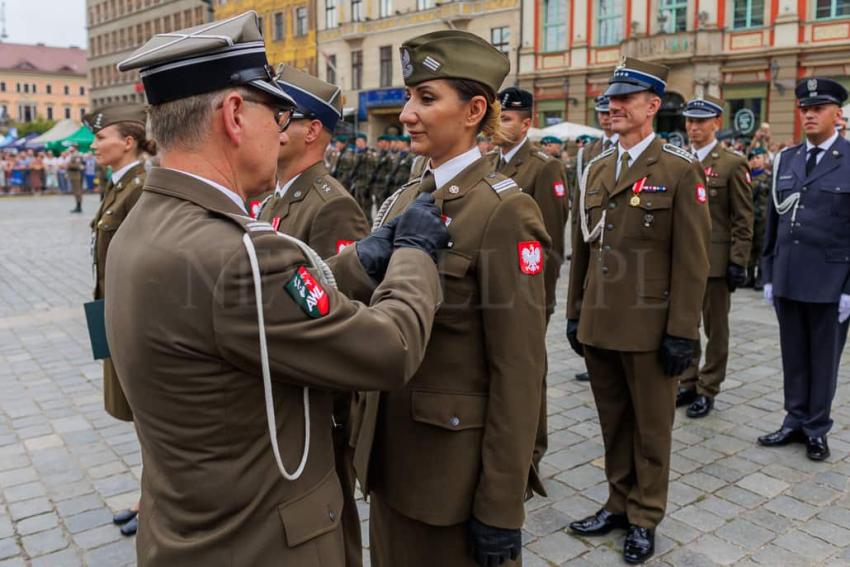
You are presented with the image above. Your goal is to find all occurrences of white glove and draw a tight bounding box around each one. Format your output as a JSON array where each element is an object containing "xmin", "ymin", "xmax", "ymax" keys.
[
  {"xmin": 839, "ymin": 294, "xmax": 850, "ymax": 324},
  {"xmin": 763, "ymin": 283, "xmax": 773, "ymax": 306}
]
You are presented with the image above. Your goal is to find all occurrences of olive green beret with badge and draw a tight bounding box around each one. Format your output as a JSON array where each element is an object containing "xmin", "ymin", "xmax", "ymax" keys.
[
  {"xmin": 400, "ymin": 30, "xmax": 509, "ymax": 95},
  {"xmin": 83, "ymin": 104, "xmax": 147, "ymax": 133},
  {"xmin": 117, "ymin": 11, "xmax": 293, "ymax": 106}
]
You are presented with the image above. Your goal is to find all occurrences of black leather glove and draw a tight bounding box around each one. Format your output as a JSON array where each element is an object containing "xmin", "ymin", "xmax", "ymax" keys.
[
  {"xmin": 566, "ymin": 319, "xmax": 583, "ymax": 357},
  {"xmin": 355, "ymin": 216, "xmax": 399, "ymax": 282},
  {"xmin": 659, "ymin": 334, "xmax": 695, "ymax": 377},
  {"xmin": 726, "ymin": 263, "xmax": 747, "ymax": 292},
  {"xmin": 467, "ymin": 517, "xmax": 521, "ymax": 567},
  {"xmin": 393, "ymin": 193, "xmax": 450, "ymax": 262}
]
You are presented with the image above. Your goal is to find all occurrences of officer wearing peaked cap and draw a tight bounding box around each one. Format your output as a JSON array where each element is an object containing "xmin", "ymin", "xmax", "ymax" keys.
[
  {"xmin": 759, "ymin": 77, "xmax": 850, "ymax": 463},
  {"xmin": 677, "ymin": 94, "xmax": 754, "ymax": 419},
  {"xmin": 86, "ymin": 103, "xmax": 153, "ymax": 537},
  {"xmin": 331, "ymin": 29, "xmax": 550, "ymax": 567},
  {"xmin": 566, "ymin": 57, "xmax": 710, "ymax": 564},
  {"xmin": 104, "ymin": 11, "xmax": 449, "ymax": 566},
  {"xmin": 257, "ymin": 64, "xmax": 369, "ymax": 567}
]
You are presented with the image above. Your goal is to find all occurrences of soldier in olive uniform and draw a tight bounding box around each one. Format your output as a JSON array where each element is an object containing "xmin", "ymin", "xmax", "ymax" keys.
[
  {"xmin": 747, "ymin": 147, "xmax": 771, "ymax": 289},
  {"xmin": 677, "ymin": 95, "xmax": 754, "ymax": 418},
  {"xmin": 86, "ymin": 104, "xmax": 154, "ymax": 536},
  {"xmin": 349, "ymin": 133, "xmax": 374, "ymax": 221},
  {"xmin": 109, "ymin": 13, "xmax": 449, "ymax": 567},
  {"xmin": 370, "ymin": 134, "xmax": 395, "ymax": 214},
  {"xmin": 388, "ymin": 135, "xmax": 415, "ymax": 194},
  {"xmin": 67, "ymin": 145, "xmax": 85, "ymax": 213},
  {"xmin": 408, "ymin": 152, "xmax": 428, "ymax": 182},
  {"xmin": 333, "ymin": 30, "xmax": 549, "ymax": 567},
  {"xmin": 327, "ymin": 135, "xmax": 347, "ymax": 176},
  {"xmin": 333, "ymin": 136, "xmax": 357, "ymax": 191},
  {"xmin": 257, "ymin": 66, "xmax": 370, "ymax": 567},
  {"xmin": 566, "ymin": 58, "xmax": 710, "ymax": 564}
]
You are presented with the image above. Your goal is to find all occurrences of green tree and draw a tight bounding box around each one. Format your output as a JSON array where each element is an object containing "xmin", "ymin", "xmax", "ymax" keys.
[{"xmin": 10, "ymin": 118, "xmax": 56, "ymax": 137}]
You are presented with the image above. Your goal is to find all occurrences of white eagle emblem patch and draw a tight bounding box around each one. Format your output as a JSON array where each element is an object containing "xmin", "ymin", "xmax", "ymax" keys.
[
  {"xmin": 518, "ymin": 241, "xmax": 543, "ymax": 275},
  {"xmin": 401, "ymin": 48, "xmax": 413, "ymax": 79}
]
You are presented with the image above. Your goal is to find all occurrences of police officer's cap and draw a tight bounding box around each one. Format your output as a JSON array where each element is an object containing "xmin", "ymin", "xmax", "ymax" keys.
[
  {"xmin": 594, "ymin": 96, "xmax": 611, "ymax": 113},
  {"xmin": 498, "ymin": 87, "xmax": 533, "ymax": 111},
  {"xmin": 605, "ymin": 57, "xmax": 668, "ymax": 97},
  {"xmin": 682, "ymin": 94, "xmax": 724, "ymax": 119},
  {"xmin": 795, "ymin": 77, "xmax": 848, "ymax": 108},
  {"xmin": 400, "ymin": 30, "xmax": 509, "ymax": 96},
  {"xmin": 275, "ymin": 65, "xmax": 341, "ymax": 131},
  {"xmin": 83, "ymin": 104, "xmax": 147, "ymax": 133},
  {"xmin": 117, "ymin": 11, "xmax": 293, "ymax": 107},
  {"xmin": 541, "ymin": 136, "xmax": 563, "ymax": 145}
]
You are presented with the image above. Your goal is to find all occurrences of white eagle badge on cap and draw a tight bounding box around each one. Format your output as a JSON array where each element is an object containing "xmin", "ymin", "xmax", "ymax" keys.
[
  {"xmin": 808, "ymin": 78, "xmax": 818, "ymax": 93},
  {"xmin": 401, "ymin": 48, "xmax": 413, "ymax": 79}
]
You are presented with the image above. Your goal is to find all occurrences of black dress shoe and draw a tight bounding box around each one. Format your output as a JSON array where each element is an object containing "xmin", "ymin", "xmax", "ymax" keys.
[
  {"xmin": 623, "ymin": 525, "xmax": 654, "ymax": 564},
  {"xmin": 757, "ymin": 427, "xmax": 803, "ymax": 447},
  {"xmin": 676, "ymin": 387, "xmax": 696, "ymax": 408},
  {"xmin": 806, "ymin": 436, "xmax": 830, "ymax": 461},
  {"xmin": 112, "ymin": 509, "xmax": 138, "ymax": 525},
  {"xmin": 686, "ymin": 395, "xmax": 713, "ymax": 418},
  {"xmin": 575, "ymin": 371, "xmax": 590, "ymax": 382},
  {"xmin": 568, "ymin": 508, "xmax": 628, "ymax": 536},
  {"xmin": 120, "ymin": 515, "xmax": 138, "ymax": 536}
]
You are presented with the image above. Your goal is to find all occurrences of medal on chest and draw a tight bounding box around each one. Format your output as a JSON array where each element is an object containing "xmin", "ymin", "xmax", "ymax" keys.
[{"xmin": 629, "ymin": 176, "xmax": 648, "ymax": 207}]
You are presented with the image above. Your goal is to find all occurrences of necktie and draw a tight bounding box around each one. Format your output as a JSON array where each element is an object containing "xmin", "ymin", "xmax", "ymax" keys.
[
  {"xmin": 498, "ymin": 157, "xmax": 508, "ymax": 173},
  {"xmin": 617, "ymin": 152, "xmax": 631, "ymax": 182},
  {"xmin": 419, "ymin": 170, "xmax": 436, "ymax": 194},
  {"xmin": 806, "ymin": 147, "xmax": 822, "ymax": 177},
  {"xmin": 603, "ymin": 140, "xmax": 611, "ymax": 151}
]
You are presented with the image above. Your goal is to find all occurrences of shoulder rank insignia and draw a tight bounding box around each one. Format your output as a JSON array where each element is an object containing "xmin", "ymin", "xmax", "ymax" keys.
[
  {"xmin": 536, "ymin": 150, "xmax": 551, "ymax": 161},
  {"xmin": 488, "ymin": 177, "xmax": 518, "ymax": 193},
  {"xmin": 663, "ymin": 144, "xmax": 694, "ymax": 163}
]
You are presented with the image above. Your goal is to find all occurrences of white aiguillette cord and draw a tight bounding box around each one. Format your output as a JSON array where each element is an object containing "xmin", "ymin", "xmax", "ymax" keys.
[
  {"xmin": 770, "ymin": 150, "xmax": 801, "ymax": 223},
  {"xmin": 240, "ymin": 230, "xmax": 337, "ymax": 481},
  {"xmin": 579, "ymin": 157, "xmax": 606, "ymax": 245}
]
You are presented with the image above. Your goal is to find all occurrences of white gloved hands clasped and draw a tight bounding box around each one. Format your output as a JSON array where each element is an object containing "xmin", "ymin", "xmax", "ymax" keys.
[
  {"xmin": 839, "ymin": 294, "xmax": 850, "ymax": 324},
  {"xmin": 763, "ymin": 283, "xmax": 774, "ymax": 307}
]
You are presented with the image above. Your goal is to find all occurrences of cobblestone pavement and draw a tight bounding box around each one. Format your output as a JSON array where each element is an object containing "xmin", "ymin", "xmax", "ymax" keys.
[{"xmin": 0, "ymin": 194, "xmax": 849, "ymax": 566}]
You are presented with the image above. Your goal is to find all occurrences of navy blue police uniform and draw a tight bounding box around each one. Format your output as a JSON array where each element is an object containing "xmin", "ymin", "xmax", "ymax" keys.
[{"xmin": 760, "ymin": 77, "xmax": 850, "ymax": 460}]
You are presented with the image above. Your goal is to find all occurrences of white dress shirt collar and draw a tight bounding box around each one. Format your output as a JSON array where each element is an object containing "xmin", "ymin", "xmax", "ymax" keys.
[
  {"xmin": 168, "ymin": 168, "xmax": 247, "ymax": 214},
  {"xmin": 500, "ymin": 136, "xmax": 528, "ymax": 164},
  {"xmin": 111, "ymin": 160, "xmax": 141, "ymax": 184},
  {"xmin": 806, "ymin": 131, "xmax": 840, "ymax": 164},
  {"xmin": 275, "ymin": 173, "xmax": 302, "ymax": 198},
  {"xmin": 617, "ymin": 132, "xmax": 656, "ymax": 165},
  {"xmin": 602, "ymin": 133, "xmax": 619, "ymax": 146},
  {"xmin": 426, "ymin": 145, "xmax": 482, "ymax": 190},
  {"xmin": 692, "ymin": 139, "xmax": 719, "ymax": 163}
]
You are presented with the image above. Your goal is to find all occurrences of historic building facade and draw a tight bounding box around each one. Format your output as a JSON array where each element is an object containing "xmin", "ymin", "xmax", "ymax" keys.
[
  {"xmin": 214, "ymin": 0, "xmax": 318, "ymax": 74},
  {"xmin": 518, "ymin": 0, "xmax": 850, "ymax": 142}
]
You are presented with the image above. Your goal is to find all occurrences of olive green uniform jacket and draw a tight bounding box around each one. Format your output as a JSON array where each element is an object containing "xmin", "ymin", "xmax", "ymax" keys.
[
  {"xmin": 91, "ymin": 160, "xmax": 146, "ymax": 421},
  {"xmin": 104, "ymin": 167, "xmax": 441, "ymax": 567},
  {"xmin": 333, "ymin": 156, "xmax": 550, "ymax": 532}
]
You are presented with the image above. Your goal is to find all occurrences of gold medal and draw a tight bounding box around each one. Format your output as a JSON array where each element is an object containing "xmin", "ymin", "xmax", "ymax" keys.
[{"xmin": 630, "ymin": 195, "xmax": 641, "ymax": 207}]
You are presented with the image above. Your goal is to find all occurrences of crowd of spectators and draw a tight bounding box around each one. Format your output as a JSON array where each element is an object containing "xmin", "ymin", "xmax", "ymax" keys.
[{"xmin": 0, "ymin": 148, "xmax": 105, "ymax": 194}]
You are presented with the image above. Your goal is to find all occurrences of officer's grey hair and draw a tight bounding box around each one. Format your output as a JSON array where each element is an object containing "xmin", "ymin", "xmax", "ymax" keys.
[{"xmin": 148, "ymin": 87, "xmax": 252, "ymax": 151}]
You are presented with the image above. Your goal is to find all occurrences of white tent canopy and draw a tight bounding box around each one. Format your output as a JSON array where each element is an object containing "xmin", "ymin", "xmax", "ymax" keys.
[
  {"xmin": 535, "ymin": 121, "xmax": 604, "ymax": 141},
  {"xmin": 26, "ymin": 120, "xmax": 80, "ymax": 148}
]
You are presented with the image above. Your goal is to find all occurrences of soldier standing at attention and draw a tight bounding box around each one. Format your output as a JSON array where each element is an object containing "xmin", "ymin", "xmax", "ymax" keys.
[
  {"xmin": 327, "ymin": 134, "xmax": 346, "ymax": 175},
  {"xmin": 389, "ymin": 134, "xmax": 415, "ymax": 194},
  {"xmin": 572, "ymin": 96, "xmax": 618, "ymax": 382},
  {"xmin": 747, "ymin": 147, "xmax": 771, "ymax": 289},
  {"xmin": 759, "ymin": 78, "xmax": 850, "ymax": 462},
  {"xmin": 257, "ymin": 65, "xmax": 369, "ymax": 567},
  {"xmin": 370, "ymin": 134, "xmax": 395, "ymax": 214},
  {"xmin": 67, "ymin": 144, "xmax": 84, "ymax": 213},
  {"xmin": 87, "ymin": 104, "xmax": 154, "ymax": 537},
  {"xmin": 333, "ymin": 29, "xmax": 549, "ymax": 567},
  {"xmin": 676, "ymin": 95, "xmax": 754, "ymax": 418},
  {"xmin": 107, "ymin": 12, "xmax": 449, "ymax": 566},
  {"xmin": 349, "ymin": 133, "xmax": 374, "ymax": 220},
  {"xmin": 566, "ymin": 58, "xmax": 710, "ymax": 564},
  {"xmin": 333, "ymin": 135, "xmax": 357, "ymax": 190}
]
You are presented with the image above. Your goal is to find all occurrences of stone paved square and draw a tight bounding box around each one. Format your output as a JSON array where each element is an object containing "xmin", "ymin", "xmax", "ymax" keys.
[{"xmin": 1, "ymin": 194, "xmax": 849, "ymax": 565}]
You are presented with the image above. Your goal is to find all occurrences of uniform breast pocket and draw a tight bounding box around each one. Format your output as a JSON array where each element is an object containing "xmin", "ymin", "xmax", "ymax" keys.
[
  {"xmin": 626, "ymin": 195, "xmax": 673, "ymax": 240},
  {"xmin": 436, "ymin": 250, "xmax": 475, "ymax": 318},
  {"xmin": 584, "ymin": 191, "xmax": 605, "ymax": 228},
  {"xmin": 818, "ymin": 184, "xmax": 850, "ymax": 218},
  {"xmin": 707, "ymin": 177, "xmax": 727, "ymax": 201},
  {"xmin": 776, "ymin": 179, "xmax": 796, "ymax": 201}
]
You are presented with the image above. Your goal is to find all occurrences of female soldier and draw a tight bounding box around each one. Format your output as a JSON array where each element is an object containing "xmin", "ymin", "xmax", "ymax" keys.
[
  {"xmin": 334, "ymin": 30, "xmax": 550, "ymax": 567},
  {"xmin": 86, "ymin": 105, "xmax": 155, "ymax": 537}
]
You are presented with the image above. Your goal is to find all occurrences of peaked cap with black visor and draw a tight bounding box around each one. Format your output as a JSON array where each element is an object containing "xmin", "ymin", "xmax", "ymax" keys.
[{"xmin": 604, "ymin": 57, "xmax": 669, "ymax": 98}]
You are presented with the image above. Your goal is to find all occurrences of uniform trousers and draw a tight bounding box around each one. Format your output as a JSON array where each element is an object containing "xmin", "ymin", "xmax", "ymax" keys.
[
  {"xmin": 369, "ymin": 493, "xmax": 521, "ymax": 567},
  {"xmin": 333, "ymin": 399, "xmax": 362, "ymax": 567},
  {"xmin": 775, "ymin": 297, "xmax": 850, "ymax": 437},
  {"xmin": 680, "ymin": 277, "xmax": 731, "ymax": 398},
  {"xmin": 585, "ymin": 346, "xmax": 677, "ymax": 528}
]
